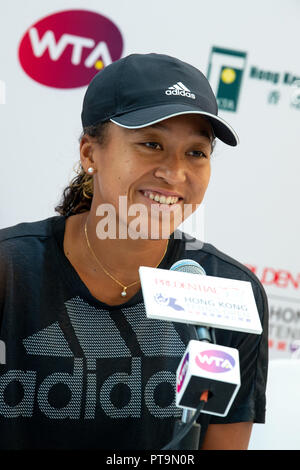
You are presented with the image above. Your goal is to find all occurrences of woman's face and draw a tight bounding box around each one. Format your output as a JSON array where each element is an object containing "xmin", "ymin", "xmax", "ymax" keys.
[{"xmin": 81, "ymin": 113, "xmax": 213, "ymax": 239}]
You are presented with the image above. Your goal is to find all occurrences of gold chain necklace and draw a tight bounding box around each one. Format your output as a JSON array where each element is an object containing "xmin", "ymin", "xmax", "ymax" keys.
[{"xmin": 84, "ymin": 219, "xmax": 169, "ymax": 297}]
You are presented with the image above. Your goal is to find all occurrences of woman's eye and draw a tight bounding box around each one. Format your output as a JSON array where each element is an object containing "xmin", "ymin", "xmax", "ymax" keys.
[
  {"xmin": 142, "ymin": 142, "xmax": 162, "ymax": 150},
  {"xmin": 188, "ymin": 150, "xmax": 207, "ymax": 159}
]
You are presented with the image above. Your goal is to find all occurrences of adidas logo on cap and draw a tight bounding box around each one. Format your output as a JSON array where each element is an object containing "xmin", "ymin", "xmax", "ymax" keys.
[{"xmin": 165, "ymin": 82, "xmax": 196, "ymax": 99}]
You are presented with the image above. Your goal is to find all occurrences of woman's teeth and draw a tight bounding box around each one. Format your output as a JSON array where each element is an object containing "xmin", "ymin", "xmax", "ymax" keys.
[{"xmin": 142, "ymin": 191, "xmax": 179, "ymax": 205}]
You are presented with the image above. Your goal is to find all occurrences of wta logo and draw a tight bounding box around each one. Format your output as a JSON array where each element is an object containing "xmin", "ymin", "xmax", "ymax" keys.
[
  {"xmin": 18, "ymin": 9, "xmax": 123, "ymax": 88},
  {"xmin": 195, "ymin": 350, "xmax": 235, "ymax": 373}
]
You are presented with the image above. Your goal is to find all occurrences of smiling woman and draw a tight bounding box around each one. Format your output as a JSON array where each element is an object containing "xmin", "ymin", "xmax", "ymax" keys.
[
  {"xmin": 0, "ymin": 53, "xmax": 268, "ymax": 451},
  {"xmin": 58, "ymin": 114, "xmax": 213, "ymax": 245},
  {"xmin": 56, "ymin": 116, "xmax": 215, "ymax": 215}
]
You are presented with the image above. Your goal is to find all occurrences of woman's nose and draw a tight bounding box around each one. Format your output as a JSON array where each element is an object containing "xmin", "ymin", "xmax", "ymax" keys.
[{"xmin": 153, "ymin": 153, "xmax": 187, "ymax": 185}]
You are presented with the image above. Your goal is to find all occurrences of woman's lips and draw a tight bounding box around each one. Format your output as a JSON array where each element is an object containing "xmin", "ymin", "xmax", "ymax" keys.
[
  {"xmin": 140, "ymin": 189, "xmax": 183, "ymax": 205},
  {"xmin": 138, "ymin": 190, "xmax": 183, "ymax": 212}
]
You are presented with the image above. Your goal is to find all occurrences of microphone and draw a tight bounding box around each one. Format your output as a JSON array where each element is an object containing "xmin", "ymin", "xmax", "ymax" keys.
[
  {"xmin": 170, "ymin": 259, "xmax": 215, "ymax": 343},
  {"xmin": 170, "ymin": 259, "xmax": 240, "ymax": 416},
  {"xmin": 170, "ymin": 259, "xmax": 240, "ymax": 417},
  {"xmin": 169, "ymin": 260, "xmax": 213, "ymax": 421},
  {"xmin": 139, "ymin": 257, "xmax": 260, "ymax": 449},
  {"xmin": 162, "ymin": 259, "xmax": 210, "ymax": 450},
  {"xmin": 161, "ymin": 259, "xmax": 241, "ymax": 450},
  {"xmin": 170, "ymin": 259, "xmax": 206, "ymax": 275}
]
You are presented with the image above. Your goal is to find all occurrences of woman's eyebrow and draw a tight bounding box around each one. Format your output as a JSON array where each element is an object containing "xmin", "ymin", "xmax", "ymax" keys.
[{"xmin": 131, "ymin": 123, "xmax": 213, "ymax": 141}]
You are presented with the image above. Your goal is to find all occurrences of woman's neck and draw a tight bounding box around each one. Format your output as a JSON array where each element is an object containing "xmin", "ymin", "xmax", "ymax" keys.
[
  {"xmin": 67, "ymin": 211, "xmax": 169, "ymax": 281},
  {"xmin": 63, "ymin": 210, "xmax": 170, "ymax": 305}
]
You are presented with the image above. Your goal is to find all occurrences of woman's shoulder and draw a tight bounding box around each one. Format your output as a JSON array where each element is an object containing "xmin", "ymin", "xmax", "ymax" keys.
[
  {"xmin": 0, "ymin": 216, "xmax": 64, "ymax": 261},
  {"xmin": 0, "ymin": 216, "xmax": 62, "ymax": 242},
  {"xmin": 176, "ymin": 231, "xmax": 268, "ymax": 310}
]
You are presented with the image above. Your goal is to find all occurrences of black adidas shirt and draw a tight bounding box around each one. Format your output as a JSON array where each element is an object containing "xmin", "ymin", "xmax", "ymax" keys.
[{"xmin": 0, "ymin": 216, "xmax": 268, "ymax": 450}]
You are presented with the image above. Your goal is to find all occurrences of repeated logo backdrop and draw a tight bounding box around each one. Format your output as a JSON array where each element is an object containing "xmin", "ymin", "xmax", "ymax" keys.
[
  {"xmin": 206, "ymin": 44, "xmax": 300, "ymax": 358},
  {"xmin": 207, "ymin": 45, "xmax": 300, "ymax": 113},
  {"xmin": 0, "ymin": 1, "xmax": 299, "ymax": 362},
  {"xmin": 18, "ymin": 9, "xmax": 123, "ymax": 88},
  {"xmin": 246, "ymin": 263, "xmax": 300, "ymax": 358}
]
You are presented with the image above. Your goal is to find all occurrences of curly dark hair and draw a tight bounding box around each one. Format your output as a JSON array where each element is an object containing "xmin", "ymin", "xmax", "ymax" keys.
[{"xmin": 55, "ymin": 121, "xmax": 110, "ymax": 216}]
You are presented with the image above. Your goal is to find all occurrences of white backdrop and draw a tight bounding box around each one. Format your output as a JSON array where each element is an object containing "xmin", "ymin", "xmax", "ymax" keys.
[{"xmin": 0, "ymin": 0, "xmax": 300, "ymax": 449}]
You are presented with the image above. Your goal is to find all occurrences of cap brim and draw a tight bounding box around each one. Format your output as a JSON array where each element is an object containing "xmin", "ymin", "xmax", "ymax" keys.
[{"xmin": 110, "ymin": 103, "xmax": 239, "ymax": 146}]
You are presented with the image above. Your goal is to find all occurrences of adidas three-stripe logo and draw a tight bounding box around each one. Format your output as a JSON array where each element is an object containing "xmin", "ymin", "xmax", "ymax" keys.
[
  {"xmin": 165, "ymin": 82, "xmax": 196, "ymax": 99},
  {"xmin": 0, "ymin": 297, "xmax": 185, "ymax": 420}
]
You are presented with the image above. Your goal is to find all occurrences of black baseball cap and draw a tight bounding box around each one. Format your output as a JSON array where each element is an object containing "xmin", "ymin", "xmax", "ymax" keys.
[{"xmin": 81, "ymin": 53, "xmax": 239, "ymax": 146}]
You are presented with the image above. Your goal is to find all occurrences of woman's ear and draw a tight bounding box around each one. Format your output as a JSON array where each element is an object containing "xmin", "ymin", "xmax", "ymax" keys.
[{"xmin": 80, "ymin": 135, "xmax": 97, "ymax": 174}]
